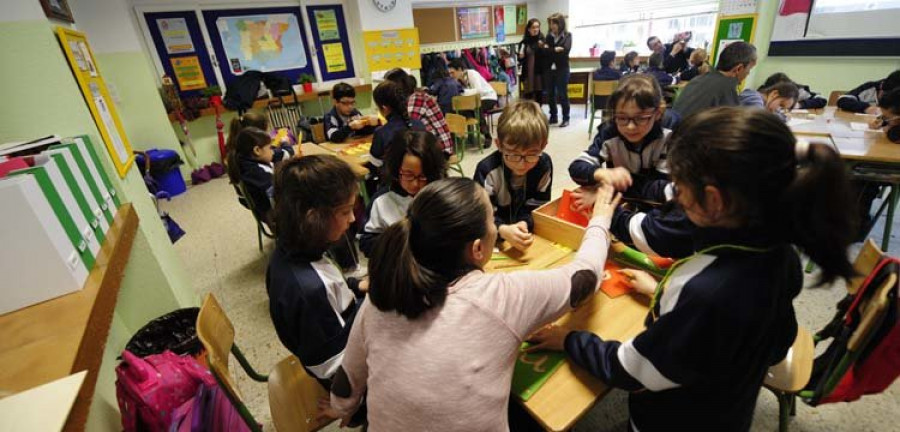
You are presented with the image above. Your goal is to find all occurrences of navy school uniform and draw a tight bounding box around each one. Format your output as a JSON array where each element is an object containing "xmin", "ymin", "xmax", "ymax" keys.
[
  {"xmin": 323, "ymin": 107, "xmax": 376, "ymax": 143},
  {"xmin": 473, "ymin": 150, "xmax": 552, "ymax": 235},
  {"xmin": 565, "ymin": 226, "xmax": 800, "ymax": 431},
  {"xmin": 592, "ymin": 66, "xmax": 622, "ymax": 82},
  {"xmin": 266, "ymin": 242, "xmax": 365, "ymax": 382},
  {"xmin": 238, "ymin": 144, "xmax": 294, "ymax": 222},
  {"xmin": 611, "ymin": 203, "xmax": 696, "ymax": 259},
  {"xmin": 569, "ymin": 125, "xmax": 672, "ymax": 203},
  {"xmin": 358, "ymin": 185, "xmax": 413, "ymax": 257},
  {"xmin": 646, "ymin": 67, "xmax": 676, "ymax": 88},
  {"xmin": 369, "ymin": 114, "xmax": 425, "ymax": 169}
]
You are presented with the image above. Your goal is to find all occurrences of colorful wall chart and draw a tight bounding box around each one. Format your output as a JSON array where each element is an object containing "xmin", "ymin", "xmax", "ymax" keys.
[
  {"xmin": 362, "ymin": 28, "xmax": 421, "ymax": 72},
  {"xmin": 458, "ymin": 7, "xmax": 491, "ymax": 40},
  {"xmin": 170, "ymin": 56, "xmax": 207, "ymax": 90}
]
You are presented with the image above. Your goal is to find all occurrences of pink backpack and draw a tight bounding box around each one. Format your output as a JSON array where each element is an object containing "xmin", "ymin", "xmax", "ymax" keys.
[
  {"xmin": 116, "ymin": 350, "xmax": 216, "ymax": 432},
  {"xmin": 169, "ymin": 382, "xmax": 252, "ymax": 432}
]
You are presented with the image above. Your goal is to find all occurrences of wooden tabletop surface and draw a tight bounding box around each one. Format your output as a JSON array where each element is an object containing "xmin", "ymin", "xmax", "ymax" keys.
[{"xmin": 790, "ymin": 108, "xmax": 900, "ymax": 164}]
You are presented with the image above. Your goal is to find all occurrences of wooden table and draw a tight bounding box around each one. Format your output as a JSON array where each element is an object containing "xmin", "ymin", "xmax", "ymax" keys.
[
  {"xmin": 299, "ymin": 141, "xmax": 373, "ymax": 204},
  {"xmin": 0, "ymin": 204, "xmax": 138, "ymax": 431},
  {"xmin": 790, "ymin": 108, "xmax": 900, "ymax": 250},
  {"xmin": 486, "ymin": 233, "xmax": 650, "ymax": 431}
]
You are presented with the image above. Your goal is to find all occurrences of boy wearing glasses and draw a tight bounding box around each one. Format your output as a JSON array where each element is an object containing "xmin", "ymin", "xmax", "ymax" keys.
[
  {"xmin": 324, "ymin": 83, "xmax": 377, "ymax": 143},
  {"xmin": 474, "ymin": 101, "xmax": 552, "ymax": 252},
  {"xmin": 569, "ymin": 75, "xmax": 672, "ymax": 205}
]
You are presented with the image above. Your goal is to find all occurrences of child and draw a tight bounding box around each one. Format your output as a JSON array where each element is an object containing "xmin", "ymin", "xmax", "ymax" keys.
[
  {"xmin": 646, "ymin": 52, "xmax": 676, "ymax": 87},
  {"xmin": 225, "ymin": 126, "xmax": 295, "ymax": 226},
  {"xmin": 531, "ymin": 107, "xmax": 856, "ymax": 431},
  {"xmin": 385, "ymin": 68, "xmax": 454, "ymax": 157},
  {"xmin": 740, "ymin": 81, "xmax": 799, "ymax": 121},
  {"xmin": 569, "ymin": 74, "xmax": 672, "ymax": 203},
  {"xmin": 838, "ymin": 69, "xmax": 900, "ymax": 114},
  {"xmin": 325, "ymin": 178, "xmax": 620, "ymax": 431},
  {"xmin": 428, "ymin": 67, "xmax": 463, "ymax": 114},
  {"xmin": 266, "ymin": 155, "xmax": 365, "ymax": 387},
  {"xmin": 448, "ymin": 58, "xmax": 499, "ymax": 140},
  {"xmin": 473, "ymin": 100, "xmax": 552, "ymax": 252},
  {"xmin": 871, "ymin": 88, "xmax": 900, "ymax": 135},
  {"xmin": 592, "ymin": 50, "xmax": 622, "ymax": 81},
  {"xmin": 359, "ymin": 130, "xmax": 447, "ymax": 257},
  {"xmin": 620, "ymin": 50, "xmax": 641, "ymax": 75},
  {"xmin": 323, "ymin": 83, "xmax": 377, "ymax": 143},
  {"xmin": 369, "ymin": 81, "xmax": 425, "ymax": 169},
  {"xmin": 678, "ymin": 48, "xmax": 709, "ymax": 82},
  {"xmin": 760, "ymin": 72, "xmax": 826, "ymax": 109}
]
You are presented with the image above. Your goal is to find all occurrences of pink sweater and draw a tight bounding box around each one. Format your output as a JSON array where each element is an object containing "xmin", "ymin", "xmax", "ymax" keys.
[{"xmin": 332, "ymin": 217, "xmax": 611, "ymax": 431}]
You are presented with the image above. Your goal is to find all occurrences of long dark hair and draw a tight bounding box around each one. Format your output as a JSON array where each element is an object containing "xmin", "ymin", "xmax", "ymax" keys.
[
  {"xmin": 373, "ymin": 80, "xmax": 410, "ymax": 121},
  {"xmin": 521, "ymin": 18, "xmax": 543, "ymax": 45},
  {"xmin": 667, "ymin": 107, "xmax": 855, "ymax": 284},
  {"xmin": 226, "ymin": 112, "xmax": 268, "ymax": 165},
  {"xmin": 226, "ymin": 127, "xmax": 270, "ymax": 185},
  {"xmin": 368, "ymin": 178, "xmax": 487, "ymax": 319},
  {"xmin": 384, "ymin": 68, "xmax": 419, "ymax": 98},
  {"xmin": 273, "ymin": 155, "xmax": 358, "ymax": 259},
  {"xmin": 760, "ymin": 81, "xmax": 800, "ymax": 102},
  {"xmin": 385, "ymin": 130, "xmax": 448, "ymax": 189}
]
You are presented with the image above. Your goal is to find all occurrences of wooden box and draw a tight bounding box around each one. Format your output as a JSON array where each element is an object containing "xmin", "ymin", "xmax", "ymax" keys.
[{"xmin": 533, "ymin": 198, "xmax": 586, "ymax": 250}]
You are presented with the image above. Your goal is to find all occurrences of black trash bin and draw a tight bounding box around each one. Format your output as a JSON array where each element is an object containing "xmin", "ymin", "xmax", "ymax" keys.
[{"xmin": 123, "ymin": 307, "xmax": 202, "ymax": 358}]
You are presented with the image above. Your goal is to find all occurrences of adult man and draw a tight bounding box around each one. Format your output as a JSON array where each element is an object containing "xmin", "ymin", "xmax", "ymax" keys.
[
  {"xmin": 672, "ymin": 41, "xmax": 757, "ymax": 119},
  {"xmin": 647, "ymin": 32, "xmax": 694, "ymax": 75}
]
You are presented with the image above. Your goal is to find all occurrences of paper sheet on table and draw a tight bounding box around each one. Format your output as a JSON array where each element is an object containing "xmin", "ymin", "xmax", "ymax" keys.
[
  {"xmin": 832, "ymin": 137, "xmax": 871, "ymax": 157},
  {"xmin": 0, "ymin": 370, "xmax": 86, "ymax": 432},
  {"xmin": 787, "ymin": 118, "xmax": 814, "ymax": 127},
  {"xmin": 850, "ymin": 122, "xmax": 879, "ymax": 132}
]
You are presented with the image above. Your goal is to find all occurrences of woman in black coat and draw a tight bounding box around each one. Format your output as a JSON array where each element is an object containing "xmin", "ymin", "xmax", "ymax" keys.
[
  {"xmin": 545, "ymin": 13, "xmax": 572, "ymax": 127},
  {"xmin": 517, "ymin": 18, "xmax": 549, "ymax": 104}
]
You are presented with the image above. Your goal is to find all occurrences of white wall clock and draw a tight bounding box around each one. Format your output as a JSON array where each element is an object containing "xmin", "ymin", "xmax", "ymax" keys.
[{"xmin": 373, "ymin": 0, "xmax": 397, "ymax": 13}]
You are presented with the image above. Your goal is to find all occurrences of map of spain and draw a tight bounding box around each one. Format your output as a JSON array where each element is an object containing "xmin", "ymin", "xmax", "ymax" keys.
[{"xmin": 217, "ymin": 13, "xmax": 308, "ymax": 74}]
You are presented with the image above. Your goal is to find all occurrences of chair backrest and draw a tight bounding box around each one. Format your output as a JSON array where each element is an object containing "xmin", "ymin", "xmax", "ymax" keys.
[
  {"xmin": 445, "ymin": 113, "xmax": 468, "ymax": 137},
  {"xmin": 452, "ymin": 94, "xmax": 480, "ymax": 111},
  {"xmin": 268, "ymin": 356, "xmax": 334, "ymax": 432},
  {"xmin": 197, "ymin": 294, "xmax": 242, "ymax": 401},
  {"xmin": 828, "ymin": 90, "xmax": 846, "ymax": 107},
  {"xmin": 490, "ymin": 81, "xmax": 508, "ymax": 98},
  {"xmin": 850, "ymin": 239, "xmax": 885, "ymax": 295},
  {"xmin": 311, "ymin": 123, "xmax": 326, "ymax": 144},
  {"xmin": 848, "ymin": 271, "xmax": 897, "ymax": 351},
  {"xmin": 765, "ymin": 326, "xmax": 814, "ymax": 392},
  {"xmin": 592, "ymin": 80, "xmax": 619, "ymax": 97}
]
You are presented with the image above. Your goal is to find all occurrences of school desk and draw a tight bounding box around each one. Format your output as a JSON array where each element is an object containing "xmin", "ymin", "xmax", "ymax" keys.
[
  {"xmin": 487, "ymin": 232, "xmax": 651, "ymax": 431},
  {"xmin": 299, "ymin": 141, "xmax": 372, "ymax": 205},
  {"xmin": 790, "ymin": 108, "xmax": 900, "ymax": 250},
  {"xmin": 0, "ymin": 204, "xmax": 138, "ymax": 431}
]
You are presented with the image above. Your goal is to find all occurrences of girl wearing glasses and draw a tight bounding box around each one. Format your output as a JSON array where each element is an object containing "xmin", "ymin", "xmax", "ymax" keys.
[
  {"xmin": 569, "ymin": 74, "xmax": 672, "ymax": 205},
  {"xmin": 359, "ymin": 131, "xmax": 448, "ymax": 257}
]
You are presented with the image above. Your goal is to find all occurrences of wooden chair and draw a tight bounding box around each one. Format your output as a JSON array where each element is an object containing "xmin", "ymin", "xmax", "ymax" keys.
[
  {"xmin": 236, "ymin": 182, "xmax": 274, "ymax": 252},
  {"xmin": 196, "ymin": 293, "xmax": 269, "ymax": 432},
  {"xmin": 827, "ymin": 91, "xmax": 846, "ymax": 107},
  {"xmin": 452, "ymin": 93, "xmax": 484, "ymax": 153},
  {"xmin": 268, "ymin": 355, "xmax": 334, "ymax": 432},
  {"xmin": 588, "ymin": 80, "xmax": 619, "ymax": 135},
  {"xmin": 486, "ymin": 81, "xmax": 510, "ymax": 136},
  {"xmin": 445, "ymin": 113, "xmax": 468, "ymax": 176},
  {"xmin": 764, "ymin": 326, "xmax": 815, "ymax": 432}
]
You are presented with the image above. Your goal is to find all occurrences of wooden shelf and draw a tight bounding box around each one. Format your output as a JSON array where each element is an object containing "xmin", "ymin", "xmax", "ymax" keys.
[
  {"xmin": 0, "ymin": 203, "xmax": 139, "ymax": 432},
  {"xmin": 167, "ymin": 84, "xmax": 373, "ymax": 123}
]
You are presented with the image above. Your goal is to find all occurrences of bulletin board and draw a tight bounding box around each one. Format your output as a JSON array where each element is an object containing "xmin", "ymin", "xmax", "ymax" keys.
[
  {"xmin": 56, "ymin": 27, "xmax": 134, "ymax": 178},
  {"xmin": 710, "ymin": 14, "xmax": 757, "ymax": 67},
  {"xmin": 363, "ymin": 28, "xmax": 421, "ymax": 72},
  {"xmin": 306, "ymin": 4, "xmax": 355, "ymax": 81},
  {"xmin": 142, "ymin": 11, "xmax": 218, "ymax": 97},
  {"xmin": 412, "ymin": 8, "xmax": 457, "ymax": 44},
  {"xmin": 457, "ymin": 6, "xmax": 492, "ymax": 40}
]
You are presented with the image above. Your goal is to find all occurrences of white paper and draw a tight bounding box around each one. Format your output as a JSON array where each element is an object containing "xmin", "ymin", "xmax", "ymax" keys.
[
  {"xmin": 787, "ymin": 118, "xmax": 814, "ymax": 127},
  {"xmin": 0, "ymin": 371, "xmax": 86, "ymax": 432},
  {"xmin": 92, "ymin": 93, "xmax": 129, "ymax": 163},
  {"xmin": 157, "ymin": 18, "xmax": 195, "ymax": 54},
  {"xmin": 850, "ymin": 122, "xmax": 877, "ymax": 132},
  {"xmin": 78, "ymin": 41, "xmax": 97, "ymax": 77}
]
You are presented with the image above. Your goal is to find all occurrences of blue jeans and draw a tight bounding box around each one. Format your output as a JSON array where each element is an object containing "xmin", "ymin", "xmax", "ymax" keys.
[{"xmin": 547, "ymin": 69, "xmax": 571, "ymax": 121}]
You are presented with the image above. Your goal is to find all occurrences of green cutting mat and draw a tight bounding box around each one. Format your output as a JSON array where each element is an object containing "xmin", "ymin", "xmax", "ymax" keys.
[{"xmin": 511, "ymin": 343, "xmax": 567, "ymax": 401}]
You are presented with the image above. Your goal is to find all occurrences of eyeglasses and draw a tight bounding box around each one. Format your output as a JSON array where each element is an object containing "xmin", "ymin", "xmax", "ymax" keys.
[
  {"xmin": 502, "ymin": 153, "xmax": 542, "ymax": 163},
  {"xmin": 398, "ymin": 171, "xmax": 428, "ymax": 183},
  {"xmin": 613, "ymin": 113, "xmax": 655, "ymax": 127},
  {"xmin": 337, "ymin": 99, "xmax": 356, "ymax": 106}
]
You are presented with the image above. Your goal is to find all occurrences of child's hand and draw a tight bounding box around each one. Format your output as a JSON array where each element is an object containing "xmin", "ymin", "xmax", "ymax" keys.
[
  {"xmin": 592, "ymin": 183, "xmax": 623, "ymax": 222},
  {"xmin": 526, "ymin": 324, "xmax": 568, "ymax": 352},
  {"xmin": 358, "ymin": 277, "xmax": 369, "ymax": 293},
  {"xmin": 869, "ymin": 117, "xmax": 885, "ymax": 130},
  {"xmin": 618, "ymin": 269, "xmax": 658, "ymax": 297},
  {"xmin": 570, "ymin": 187, "xmax": 597, "ymax": 216},
  {"xmin": 349, "ymin": 119, "xmax": 365, "ymax": 130},
  {"xmin": 368, "ymin": 115, "xmax": 381, "ymax": 126},
  {"xmin": 595, "ymin": 167, "xmax": 633, "ymax": 191},
  {"xmin": 865, "ymin": 106, "xmax": 882, "ymax": 116},
  {"xmin": 554, "ymin": 46, "xmax": 564, "ymax": 52},
  {"xmin": 499, "ymin": 222, "xmax": 534, "ymax": 251},
  {"xmin": 316, "ymin": 395, "xmax": 352, "ymax": 427}
]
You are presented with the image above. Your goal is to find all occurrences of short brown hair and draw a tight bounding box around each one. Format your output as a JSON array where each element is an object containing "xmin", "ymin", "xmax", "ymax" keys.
[
  {"xmin": 273, "ymin": 155, "xmax": 358, "ymax": 259},
  {"xmin": 496, "ymin": 100, "xmax": 548, "ymax": 151},
  {"xmin": 608, "ymin": 74, "xmax": 663, "ymax": 112}
]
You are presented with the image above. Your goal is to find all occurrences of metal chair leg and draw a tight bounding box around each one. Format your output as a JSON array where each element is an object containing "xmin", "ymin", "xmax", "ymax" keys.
[{"xmin": 778, "ymin": 392, "xmax": 790, "ymax": 432}]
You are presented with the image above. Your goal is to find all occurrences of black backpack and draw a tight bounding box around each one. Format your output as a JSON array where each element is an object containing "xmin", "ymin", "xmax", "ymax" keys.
[{"xmin": 223, "ymin": 71, "xmax": 294, "ymax": 113}]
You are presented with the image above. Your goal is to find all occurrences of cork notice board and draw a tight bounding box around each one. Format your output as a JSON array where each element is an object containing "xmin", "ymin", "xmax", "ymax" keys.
[{"xmin": 413, "ymin": 8, "xmax": 457, "ymax": 44}]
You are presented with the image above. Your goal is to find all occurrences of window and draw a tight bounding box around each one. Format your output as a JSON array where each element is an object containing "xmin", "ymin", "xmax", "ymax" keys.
[{"xmin": 568, "ymin": 0, "xmax": 719, "ymax": 57}]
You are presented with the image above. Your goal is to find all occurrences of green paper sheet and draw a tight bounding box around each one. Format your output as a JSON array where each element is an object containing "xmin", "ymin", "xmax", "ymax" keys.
[{"xmin": 511, "ymin": 343, "xmax": 567, "ymax": 401}]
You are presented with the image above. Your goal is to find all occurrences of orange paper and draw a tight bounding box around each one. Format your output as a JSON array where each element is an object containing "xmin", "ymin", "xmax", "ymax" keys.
[
  {"xmin": 600, "ymin": 261, "xmax": 632, "ymax": 298},
  {"xmin": 556, "ymin": 190, "xmax": 589, "ymax": 227}
]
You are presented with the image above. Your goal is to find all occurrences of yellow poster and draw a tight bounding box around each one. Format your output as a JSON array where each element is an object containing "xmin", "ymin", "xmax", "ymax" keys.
[
  {"xmin": 315, "ymin": 9, "xmax": 340, "ymax": 41},
  {"xmin": 322, "ymin": 43, "xmax": 347, "ymax": 73},
  {"xmin": 362, "ymin": 28, "xmax": 420, "ymax": 72},
  {"xmin": 567, "ymin": 84, "xmax": 585, "ymax": 99},
  {"xmin": 170, "ymin": 56, "xmax": 207, "ymax": 91}
]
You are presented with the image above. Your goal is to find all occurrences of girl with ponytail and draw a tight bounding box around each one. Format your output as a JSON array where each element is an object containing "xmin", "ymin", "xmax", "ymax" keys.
[
  {"xmin": 225, "ymin": 125, "xmax": 295, "ymax": 226},
  {"xmin": 369, "ymin": 80, "xmax": 425, "ymax": 169},
  {"xmin": 532, "ymin": 107, "xmax": 856, "ymax": 431},
  {"xmin": 326, "ymin": 178, "xmax": 621, "ymax": 430}
]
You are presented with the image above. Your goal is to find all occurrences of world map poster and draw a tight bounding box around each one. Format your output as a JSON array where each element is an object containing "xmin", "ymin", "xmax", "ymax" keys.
[{"xmin": 215, "ymin": 13, "xmax": 308, "ymax": 74}]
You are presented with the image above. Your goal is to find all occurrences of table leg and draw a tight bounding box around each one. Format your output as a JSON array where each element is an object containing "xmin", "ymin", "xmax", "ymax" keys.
[{"xmin": 881, "ymin": 184, "xmax": 899, "ymax": 251}]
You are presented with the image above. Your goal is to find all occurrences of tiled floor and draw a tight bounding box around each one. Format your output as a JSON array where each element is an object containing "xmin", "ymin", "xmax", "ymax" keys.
[{"xmin": 163, "ymin": 106, "xmax": 899, "ymax": 431}]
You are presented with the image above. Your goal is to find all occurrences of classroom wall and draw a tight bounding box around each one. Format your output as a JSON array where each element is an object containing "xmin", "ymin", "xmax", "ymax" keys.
[
  {"xmin": 0, "ymin": 2, "xmax": 195, "ymax": 430},
  {"xmin": 746, "ymin": 0, "xmax": 900, "ymax": 94}
]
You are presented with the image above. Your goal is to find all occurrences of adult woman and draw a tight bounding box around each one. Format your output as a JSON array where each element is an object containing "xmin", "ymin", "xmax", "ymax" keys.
[
  {"xmin": 517, "ymin": 18, "xmax": 548, "ymax": 104},
  {"xmin": 545, "ymin": 13, "xmax": 572, "ymax": 127}
]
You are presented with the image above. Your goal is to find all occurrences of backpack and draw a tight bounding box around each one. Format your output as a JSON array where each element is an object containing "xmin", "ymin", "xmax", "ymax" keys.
[
  {"xmin": 116, "ymin": 350, "xmax": 216, "ymax": 432},
  {"xmin": 169, "ymin": 382, "xmax": 252, "ymax": 432},
  {"xmin": 223, "ymin": 71, "xmax": 293, "ymax": 113}
]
